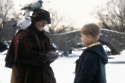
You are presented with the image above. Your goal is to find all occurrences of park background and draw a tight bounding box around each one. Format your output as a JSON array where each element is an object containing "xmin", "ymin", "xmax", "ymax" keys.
[{"xmin": 0, "ymin": 0, "xmax": 125, "ymax": 83}]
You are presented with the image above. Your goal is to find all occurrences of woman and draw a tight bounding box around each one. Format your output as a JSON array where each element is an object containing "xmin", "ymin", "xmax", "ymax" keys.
[{"xmin": 5, "ymin": 9, "xmax": 58, "ymax": 83}]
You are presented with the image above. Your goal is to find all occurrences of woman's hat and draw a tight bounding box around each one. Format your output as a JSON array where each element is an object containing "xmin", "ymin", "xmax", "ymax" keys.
[{"xmin": 32, "ymin": 9, "xmax": 51, "ymax": 24}]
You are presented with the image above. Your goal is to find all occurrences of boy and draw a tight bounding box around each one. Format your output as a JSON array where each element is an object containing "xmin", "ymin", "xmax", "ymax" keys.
[{"xmin": 74, "ymin": 23, "xmax": 108, "ymax": 83}]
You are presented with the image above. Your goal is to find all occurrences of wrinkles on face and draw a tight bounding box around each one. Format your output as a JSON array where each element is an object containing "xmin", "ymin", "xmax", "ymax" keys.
[{"xmin": 35, "ymin": 20, "xmax": 47, "ymax": 31}]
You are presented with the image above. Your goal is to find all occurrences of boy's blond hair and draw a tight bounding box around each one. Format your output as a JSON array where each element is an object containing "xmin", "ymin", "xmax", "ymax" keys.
[{"xmin": 80, "ymin": 23, "xmax": 101, "ymax": 40}]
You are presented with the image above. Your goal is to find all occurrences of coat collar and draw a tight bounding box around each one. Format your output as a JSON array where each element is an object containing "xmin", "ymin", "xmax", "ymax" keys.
[{"xmin": 87, "ymin": 42, "xmax": 100, "ymax": 48}]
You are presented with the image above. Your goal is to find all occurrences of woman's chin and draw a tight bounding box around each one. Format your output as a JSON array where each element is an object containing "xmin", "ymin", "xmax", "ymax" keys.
[{"xmin": 37, "ymin": 28, "xmax": 44, "ymax": 31}]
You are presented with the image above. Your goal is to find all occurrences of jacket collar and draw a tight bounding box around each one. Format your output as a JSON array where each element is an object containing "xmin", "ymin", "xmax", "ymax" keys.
[{"xmin": 87, "ymin": 42, "xmax": 100, "ymax": 48}]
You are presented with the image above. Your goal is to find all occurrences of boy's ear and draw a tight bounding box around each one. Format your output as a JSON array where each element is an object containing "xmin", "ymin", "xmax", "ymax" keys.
[{"xmin": 88, "ymin": 35, "xmax": 93, "ymax": 40}]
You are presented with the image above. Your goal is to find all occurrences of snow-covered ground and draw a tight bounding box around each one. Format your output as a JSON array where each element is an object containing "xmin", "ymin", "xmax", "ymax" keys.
[
  {"xmin": 0, "ymin": 50, "xmax": 125, "ymax": 83},
  {"xmin": 106, "ymin": 51, "xmax": 125, "ymax": 83},
  {"xmin": 0, "ymin": 52, "xmax": 12, "ymax": 83}
]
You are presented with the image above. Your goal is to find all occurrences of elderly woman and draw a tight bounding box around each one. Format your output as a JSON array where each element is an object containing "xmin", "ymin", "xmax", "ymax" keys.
[{"xmin": 5, "ymin": 9, "xmax": 58, "ymax": 83}]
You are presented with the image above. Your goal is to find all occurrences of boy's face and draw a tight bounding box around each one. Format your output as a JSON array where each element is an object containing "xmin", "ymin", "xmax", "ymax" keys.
[{"xmin": 80, "ymin": 33, "xmax": 92, "ymax": 47}]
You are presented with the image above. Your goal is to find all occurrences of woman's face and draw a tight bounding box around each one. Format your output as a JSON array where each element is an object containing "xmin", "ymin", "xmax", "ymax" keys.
[{"xmin": 35, "ymin": 20, "xmax": 47, "ymax": 31}]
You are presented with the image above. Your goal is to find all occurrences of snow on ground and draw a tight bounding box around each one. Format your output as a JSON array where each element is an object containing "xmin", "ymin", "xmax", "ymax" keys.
[
  {"xmin": 52, "ymin": 50, "xmax": 125, "ymax": 83},
  {"xmin": 106, "ymin": 51, "xmax": 125, "ymax": 83},
  {"xmin": 0, "ymin": 53, "xmax": 12, "ymax": 83},
  {"xmin": 0, "ymin": 50, "xmax": 125, "ymax": 83},
  {"xmin": 51, "ymin": 56, "xmax": 78, "ymax": 83}
]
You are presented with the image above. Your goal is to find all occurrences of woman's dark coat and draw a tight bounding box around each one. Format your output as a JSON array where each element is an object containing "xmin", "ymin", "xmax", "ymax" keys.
[
  {"xmin": 5, "ymin": 27, "xmax": 56, "ymax": 83},
  {"xmin": 74, "ymin": 44, "xmax": 108, "ymax": 83}
]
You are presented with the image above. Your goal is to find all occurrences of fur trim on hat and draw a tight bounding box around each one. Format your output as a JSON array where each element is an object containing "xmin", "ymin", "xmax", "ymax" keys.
[{"xmin": 32, "ymin": 9, "xmax": 51, "ymax": 24}]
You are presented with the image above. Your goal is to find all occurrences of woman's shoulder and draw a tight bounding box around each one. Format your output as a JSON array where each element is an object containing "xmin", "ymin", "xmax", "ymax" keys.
[
  {"xmin": 14, "ymin": 29, "xmax": 31, "ymax": 40},
  {"xmin": 16, "ymin": 29, "xmax": 27, "ymax": 36}
]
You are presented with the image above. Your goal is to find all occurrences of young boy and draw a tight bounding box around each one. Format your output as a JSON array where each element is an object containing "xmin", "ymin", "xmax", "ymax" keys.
[{"xmin": 74, "ymin": 23, "xmax": 108, "ymax": 83}]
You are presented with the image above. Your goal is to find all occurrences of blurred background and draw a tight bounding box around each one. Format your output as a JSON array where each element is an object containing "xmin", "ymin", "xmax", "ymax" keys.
[{"xmin": 0, "ymin": 0, "xmax": 125, "ymax": 83}]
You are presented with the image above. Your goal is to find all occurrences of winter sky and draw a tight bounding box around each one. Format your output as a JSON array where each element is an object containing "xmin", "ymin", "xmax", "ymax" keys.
[{"xmin": 13, "ymin": 0, "xmax": 109, "ymax": 27}]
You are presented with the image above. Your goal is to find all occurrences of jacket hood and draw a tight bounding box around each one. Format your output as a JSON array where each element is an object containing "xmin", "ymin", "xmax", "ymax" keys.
[{"xmin": 85, "ymin": 44, "xmax": 108, "ymax": 64}]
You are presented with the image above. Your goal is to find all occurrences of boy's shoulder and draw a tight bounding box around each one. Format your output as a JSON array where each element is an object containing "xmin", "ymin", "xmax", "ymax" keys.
[
  {"xmin": 85, "ymin": 44, "xmax": 103, "ymax": 51},
  {"xmin": 83, "ymin": 44, "xmax": 108, "ymax": 64},
  {"xmin": 83, "ymin": 44, "xmax": 105, "ymax": 58}
]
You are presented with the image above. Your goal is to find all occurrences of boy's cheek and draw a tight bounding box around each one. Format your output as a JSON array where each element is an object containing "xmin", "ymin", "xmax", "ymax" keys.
[
  {"xmin": 81, "ymin": 37, "xmax": 83, "ymax": 43},
  {"xmin": 80, "ymin": 37, "xmax": 82, "ymax": 41},
  {"xmin": 81, "ymin": 38, "xmax": 84, "ymax": 45}
]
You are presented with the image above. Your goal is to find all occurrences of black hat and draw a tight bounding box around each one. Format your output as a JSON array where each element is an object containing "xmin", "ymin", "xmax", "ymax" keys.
[{"xmin": 32, "ymin": 9, "xmax": 51, "ymax": 24}]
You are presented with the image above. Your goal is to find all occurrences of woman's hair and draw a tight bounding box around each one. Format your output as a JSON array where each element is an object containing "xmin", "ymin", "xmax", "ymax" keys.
[
  {"xmin": 80, "ymin": 23, "xmax": 101, "ymax": 40},
  {"xmin": 32, "ymin": 9, "xmax": 51, "ymax": 24}
]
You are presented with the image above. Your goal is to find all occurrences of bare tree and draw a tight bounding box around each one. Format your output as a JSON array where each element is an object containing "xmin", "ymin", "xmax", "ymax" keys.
[
  {"xmin": 0, "ymin": 0, "xmax": 13, "ymax": 41},
  {"xmin": 0, "ymin": 0, "xmax": 13, "ymax": 23},
  {"xmin": 95, "ymin": 0, "xmax": 125, "ymax": 32},
  {"xmin": 47, "ymin": 9, "xmax": 64, "ymax": 33},
  {"xmin": 43, "ymin": 0, "xmax": 75, "ymax": 34}
]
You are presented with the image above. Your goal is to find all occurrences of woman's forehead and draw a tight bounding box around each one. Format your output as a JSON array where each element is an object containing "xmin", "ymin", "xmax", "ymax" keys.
[{"xmin": 36, "ymin": 20, "xmax": 48, "ymax": 23}]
